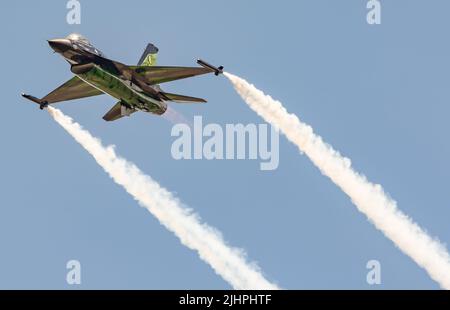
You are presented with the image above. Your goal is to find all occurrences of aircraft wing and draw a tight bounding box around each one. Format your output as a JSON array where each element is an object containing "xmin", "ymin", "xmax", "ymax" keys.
[
  {"xmin": 131, "ymin": 66, "xmax": 213, "ymax": 85},
  {"xmin": 41, "ymin": 76, "xmax": 103, "ymax": 104}
]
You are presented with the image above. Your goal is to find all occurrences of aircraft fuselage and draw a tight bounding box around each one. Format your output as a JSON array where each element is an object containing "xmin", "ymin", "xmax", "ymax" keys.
[
  {"xmin": 73, "ymin": 63, "xmax": 167, "ymax": 115},
  {"xmin": 22, "ymin": 34, "xmax": 223, "ymax": 121},
  {"xmin": 51, "ymin": 37, "xmax": 167, "ymax": 115}
]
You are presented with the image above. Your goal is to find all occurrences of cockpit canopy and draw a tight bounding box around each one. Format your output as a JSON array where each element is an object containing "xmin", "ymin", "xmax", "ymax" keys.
[
  {"xmin": 66, "ymin": 33, "xmax": 90, "ymax": 44},
  {"xmin": 66, "ymin": 33, "xmax": 105, "ymax": 57}
]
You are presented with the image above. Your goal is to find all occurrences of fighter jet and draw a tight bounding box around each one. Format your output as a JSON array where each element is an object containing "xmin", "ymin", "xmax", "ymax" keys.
[{"xmin": 22, "ymin": 34, "xmax": 223, "ymax": 121}]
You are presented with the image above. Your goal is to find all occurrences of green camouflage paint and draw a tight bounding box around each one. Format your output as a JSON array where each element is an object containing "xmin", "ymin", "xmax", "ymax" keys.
[{"xmin": 76, "ymin": 65, "xmax": 166, "ymax": 115}]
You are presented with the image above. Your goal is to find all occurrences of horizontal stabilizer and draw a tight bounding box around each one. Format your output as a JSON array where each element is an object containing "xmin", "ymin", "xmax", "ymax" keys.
[
  {"xmin": 160, "ymin": 92, "xmax": 206, "ymax": 103},
  {"xmin": 103, "ymin": 102, "xmax": 136, "ymax": 122}
]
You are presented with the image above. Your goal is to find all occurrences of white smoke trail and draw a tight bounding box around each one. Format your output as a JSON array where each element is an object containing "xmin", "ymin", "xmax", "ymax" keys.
[
  {"xmin": 225, "ymin": 72, "xmax": 450, "ymax": 289},
  {"xmin": 47, "ymin": 106, "xmax": 278, "ymax": 290}
]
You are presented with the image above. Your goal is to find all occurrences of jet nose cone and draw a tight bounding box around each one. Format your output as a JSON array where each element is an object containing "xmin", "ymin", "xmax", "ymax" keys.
[{"xmin": 48, "ymin": 39, "xmax": 71, "ymax": 53}]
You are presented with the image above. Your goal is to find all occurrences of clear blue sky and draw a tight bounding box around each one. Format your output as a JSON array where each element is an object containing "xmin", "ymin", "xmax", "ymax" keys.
[{"xmin": 1, "ymin": 0, "xmax": 449, "ymax": 289}]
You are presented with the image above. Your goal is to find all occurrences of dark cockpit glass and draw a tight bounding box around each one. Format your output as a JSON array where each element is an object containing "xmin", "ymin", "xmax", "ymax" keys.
[{"xmin": 66, "ymin": 33, "xmax": 105, "ymax": 57}]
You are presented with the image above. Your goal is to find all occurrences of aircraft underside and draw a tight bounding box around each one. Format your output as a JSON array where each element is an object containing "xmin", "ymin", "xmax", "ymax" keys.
[{"xmin": 76, "ymin": 64, "xmax": 167, "ymax": 116}]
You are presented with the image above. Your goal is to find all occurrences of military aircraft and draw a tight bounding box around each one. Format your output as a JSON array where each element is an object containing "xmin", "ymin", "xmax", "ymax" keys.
[{"xmin": 22, "ymin": 34, "xmax": 223, "ymax": 121}]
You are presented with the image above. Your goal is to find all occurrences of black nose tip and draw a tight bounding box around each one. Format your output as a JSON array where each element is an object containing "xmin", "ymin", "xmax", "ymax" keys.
[{"xmin": 48, "ymin": 39, "xmax": 71, "ymax": 53}]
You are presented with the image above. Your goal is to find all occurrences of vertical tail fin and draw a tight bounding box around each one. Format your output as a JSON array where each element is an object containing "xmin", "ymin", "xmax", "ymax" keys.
[{"xmin": 137, "ymin": 43, "xmax": 159, "ymax": 66}]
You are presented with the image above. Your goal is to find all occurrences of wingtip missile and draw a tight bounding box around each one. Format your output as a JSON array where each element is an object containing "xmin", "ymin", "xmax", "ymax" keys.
[
  {"xmin": 22, "ymin": 93, "xmax": 49, "ymax": 110},
  {"xmin": 197, "ymin": 59, "xmax": 224, "ymax": 76}
]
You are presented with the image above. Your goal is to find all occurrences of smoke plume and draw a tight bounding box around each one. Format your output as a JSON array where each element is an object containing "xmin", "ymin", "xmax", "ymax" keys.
[
  {"xmin": 47, "ymin": 106, "xmax": 278, "ymax": 290},
  {"xmin": 225, "ymin": 72, "xmax": 450, "ymax": 289}
]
